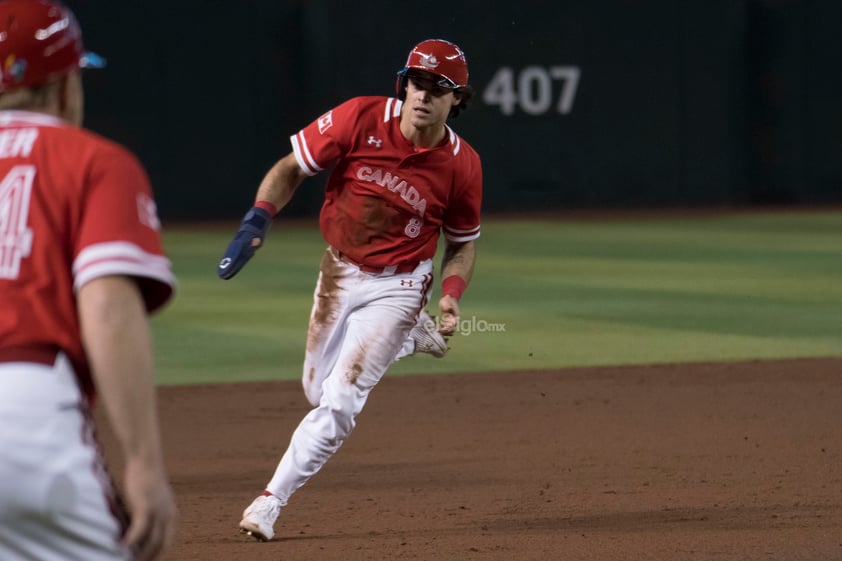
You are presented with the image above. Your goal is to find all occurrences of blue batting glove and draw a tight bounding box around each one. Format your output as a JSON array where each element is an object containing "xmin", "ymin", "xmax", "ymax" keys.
[{"xmin": 217, "ymin": 206, "xmax": 272, "ymax": 279}]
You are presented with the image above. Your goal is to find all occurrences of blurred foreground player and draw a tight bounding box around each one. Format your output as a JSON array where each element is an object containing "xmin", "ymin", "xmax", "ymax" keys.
[{"xmin": 0, "ymin": 1, "xmax": 177, "ymax": 560}]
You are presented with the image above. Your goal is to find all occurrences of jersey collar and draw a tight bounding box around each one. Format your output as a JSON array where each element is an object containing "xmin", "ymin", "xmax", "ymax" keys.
[{"xmin": 0, "ymin": 110, "xmax": 67, "ymax": 128}]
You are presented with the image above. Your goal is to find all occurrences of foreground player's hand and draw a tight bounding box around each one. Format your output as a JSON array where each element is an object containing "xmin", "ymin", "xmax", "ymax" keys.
[
  {"xmin": 217, "ymin": 206, "xmax": 273, "ymax": 279},
  {"xmin": 438, "ymin": 295, "xmax": 460, "ymax": 336},
  {"xmin": 122, "ymin": 460, "xmax": 176, "ymax": 561}
]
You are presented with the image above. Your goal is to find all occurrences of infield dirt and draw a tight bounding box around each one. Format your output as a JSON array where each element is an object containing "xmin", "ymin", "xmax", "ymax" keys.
[{"xmin": 99, "ymin": 358, "xmax": 842, "ymax": 561}]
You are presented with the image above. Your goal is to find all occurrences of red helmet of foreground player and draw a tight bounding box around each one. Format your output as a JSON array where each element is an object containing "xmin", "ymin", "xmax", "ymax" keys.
[
  {"xmin": 0, "ymin": 0, "xmax": 105, "ymax": 92},
  {"xmin": 396, "ymin": 38, "xmax": 469, "ymax": 93}
]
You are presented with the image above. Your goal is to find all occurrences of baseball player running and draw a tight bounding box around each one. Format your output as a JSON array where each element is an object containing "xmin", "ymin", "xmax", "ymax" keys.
[
  {"xmin": 217, "ymin": 38, "xmax": 482, "ymax": 541},
  {"xmin": 0, "ymin": 1, "xmax": 177, "ymax": 560}
]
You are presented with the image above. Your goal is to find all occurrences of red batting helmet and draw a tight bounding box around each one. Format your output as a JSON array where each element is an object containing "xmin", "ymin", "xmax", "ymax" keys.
[
  {"xmin": 396, "ymin": 38, "xmax": 469, "ymax": 94},
  {"xmin": 0, "ymin": 0, "xmax": 105, "ymax": 92}
]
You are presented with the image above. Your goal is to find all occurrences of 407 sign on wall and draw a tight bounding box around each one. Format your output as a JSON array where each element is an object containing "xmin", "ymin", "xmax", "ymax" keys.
[{"xmin": 482, "ymin": 66, "xmax": 581, "ymax": 116}]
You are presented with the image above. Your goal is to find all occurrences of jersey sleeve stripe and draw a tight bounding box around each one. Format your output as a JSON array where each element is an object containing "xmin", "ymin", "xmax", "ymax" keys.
[
  {"xmin": 444, "ymin": 224, "xmax": 481, "ymax": 235},
  {"xmin": 290, "ymin": 132, "xmax": 322, "ymax": 176},
  {"xmin": 444, "ymin": 230, "xmax": 481, "ymax": 243},
  {"xmin": 384, "ymin": 98, "xmax": 403, "ymax": 122},
  {"xmin": 443, "ymin": 225, "xmax": 480, "ymax": 243},
  {"xmin": 73, "ymin": 242, "xmax": 175, "ymax": 293}
]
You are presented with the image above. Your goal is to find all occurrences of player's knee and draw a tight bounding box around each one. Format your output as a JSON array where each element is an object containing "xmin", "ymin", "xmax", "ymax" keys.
[
  {"xmin": 302, "ymin": 378, "xmax": 323, "ymax": 407},
  {"xmin": 322, "ymin": 375, "xmax": 367, "ymax": 419},
  {"xmin": 302, "ymin": 365, "xmax": 324, "ymax": 406},
  {"xmin": 304, "ymin": 387, "xmax": 321, "ymax": 407}
]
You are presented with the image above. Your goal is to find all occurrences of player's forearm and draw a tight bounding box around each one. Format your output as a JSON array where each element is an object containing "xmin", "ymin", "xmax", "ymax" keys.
[
  {"xmin": 440, "ymin": 240, "xmax": 475, "ymax": 285},
  {"xmin": 255, "ymin": 152, "xmax": 306, "ymax": 213},
  {"xmin": 78, "ymin": 276, "xmax": 166, "ymax": 467}
]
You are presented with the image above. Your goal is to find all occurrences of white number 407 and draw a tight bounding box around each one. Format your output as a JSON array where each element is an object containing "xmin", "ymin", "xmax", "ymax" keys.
[{"xmin": 483, "ymin": 65, "xmax": 581, "ymax": 116}]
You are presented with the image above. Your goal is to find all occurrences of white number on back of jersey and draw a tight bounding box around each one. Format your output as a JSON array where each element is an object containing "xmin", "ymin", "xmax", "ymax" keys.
[{"xmin": 0, "ymin": 165, "xmax": 36, "ymax": 279}]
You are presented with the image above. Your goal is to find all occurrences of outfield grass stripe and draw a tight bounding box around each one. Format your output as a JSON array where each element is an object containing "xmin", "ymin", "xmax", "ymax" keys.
[{"xmin": 153, "ymin": 212, "xmax": 842, "ymax": 385}]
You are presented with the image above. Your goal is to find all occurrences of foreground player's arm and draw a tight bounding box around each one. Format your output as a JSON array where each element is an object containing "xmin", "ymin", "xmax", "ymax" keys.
[
  {"xmin": 438, "ymin": 240, "xmax": 476, "ymax": 336},
  {"xmin": 217, "ymin": 153, "xmax": 308, "ymax": 279},
  {"xmin": 78, "ymin": 276, "xmax": 176, "ymax": 561}
]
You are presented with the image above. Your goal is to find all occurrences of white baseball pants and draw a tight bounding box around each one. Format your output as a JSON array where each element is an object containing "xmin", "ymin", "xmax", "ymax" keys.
[
  {"xmin": 0, "ymin": 354, "xmax": 130, "ymax": 561},
  {"xmin": 265, "ymin": 247, "xmax": 432, "ymax": 503}
]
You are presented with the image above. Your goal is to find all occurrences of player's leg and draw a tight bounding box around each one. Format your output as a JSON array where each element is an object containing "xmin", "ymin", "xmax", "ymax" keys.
[
  {"xmin": 241, "ymin": 257, "xmax": 438, "ymax": 540},
  {"xmin": 260, "ymin": 265, "xmax": 431, "ymax": 501},
  {"xmin": 265, "ymin": 274, "xmax": 423, "ymax": 499},
  {"xmin": 301, "ymin": 248, "xmax": 356, "ymax": 407},
  {"xmin": 242, "ymin": 249, "xmax": 365, "ymax": 541},
  {"xmin": 242, "ymin": 276, "xmax": 422, "ymax": 540},
  {"xmin": 242, "ymin": 255, "xmax": 429, "ymax": 540}
]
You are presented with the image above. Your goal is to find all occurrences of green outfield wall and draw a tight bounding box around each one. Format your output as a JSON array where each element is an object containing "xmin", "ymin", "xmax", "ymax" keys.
[{"xmin": 67, "ymin": 0, "xmax": 841, "ymax": 219}]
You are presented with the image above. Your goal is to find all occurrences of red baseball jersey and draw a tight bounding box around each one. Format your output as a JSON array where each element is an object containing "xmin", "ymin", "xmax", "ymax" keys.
[
  {"xmin": 0, "ymin": 110, "xmax": 175, "ymax": 396},
  {"xmin": 290, "ymin": 96, "xmax": 482, "ymax": 267}
]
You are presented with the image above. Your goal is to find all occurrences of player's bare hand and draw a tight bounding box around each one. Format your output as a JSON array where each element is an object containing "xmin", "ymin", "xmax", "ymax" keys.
[
  {"xmin": 438, "ymin": 295, "xmax": 460, "ymax": 336},
  {"xmin": 122, "ymin": 460, "xmax": 177, "ymax": 561}
]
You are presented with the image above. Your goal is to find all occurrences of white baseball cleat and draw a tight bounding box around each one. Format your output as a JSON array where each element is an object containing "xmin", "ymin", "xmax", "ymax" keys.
[
  {"xmin": 239, "ymin": 494, "xmax": 283, "ymax": 542},
  {"xmin": 411, "ymin": 310, "xmax": 449, "ymax": 358}
]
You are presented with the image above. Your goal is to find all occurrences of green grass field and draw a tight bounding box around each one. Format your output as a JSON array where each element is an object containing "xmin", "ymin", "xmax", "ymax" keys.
[{"xmin": 152, "ymin": 210, "xmax": 842, "ymax": 386}]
